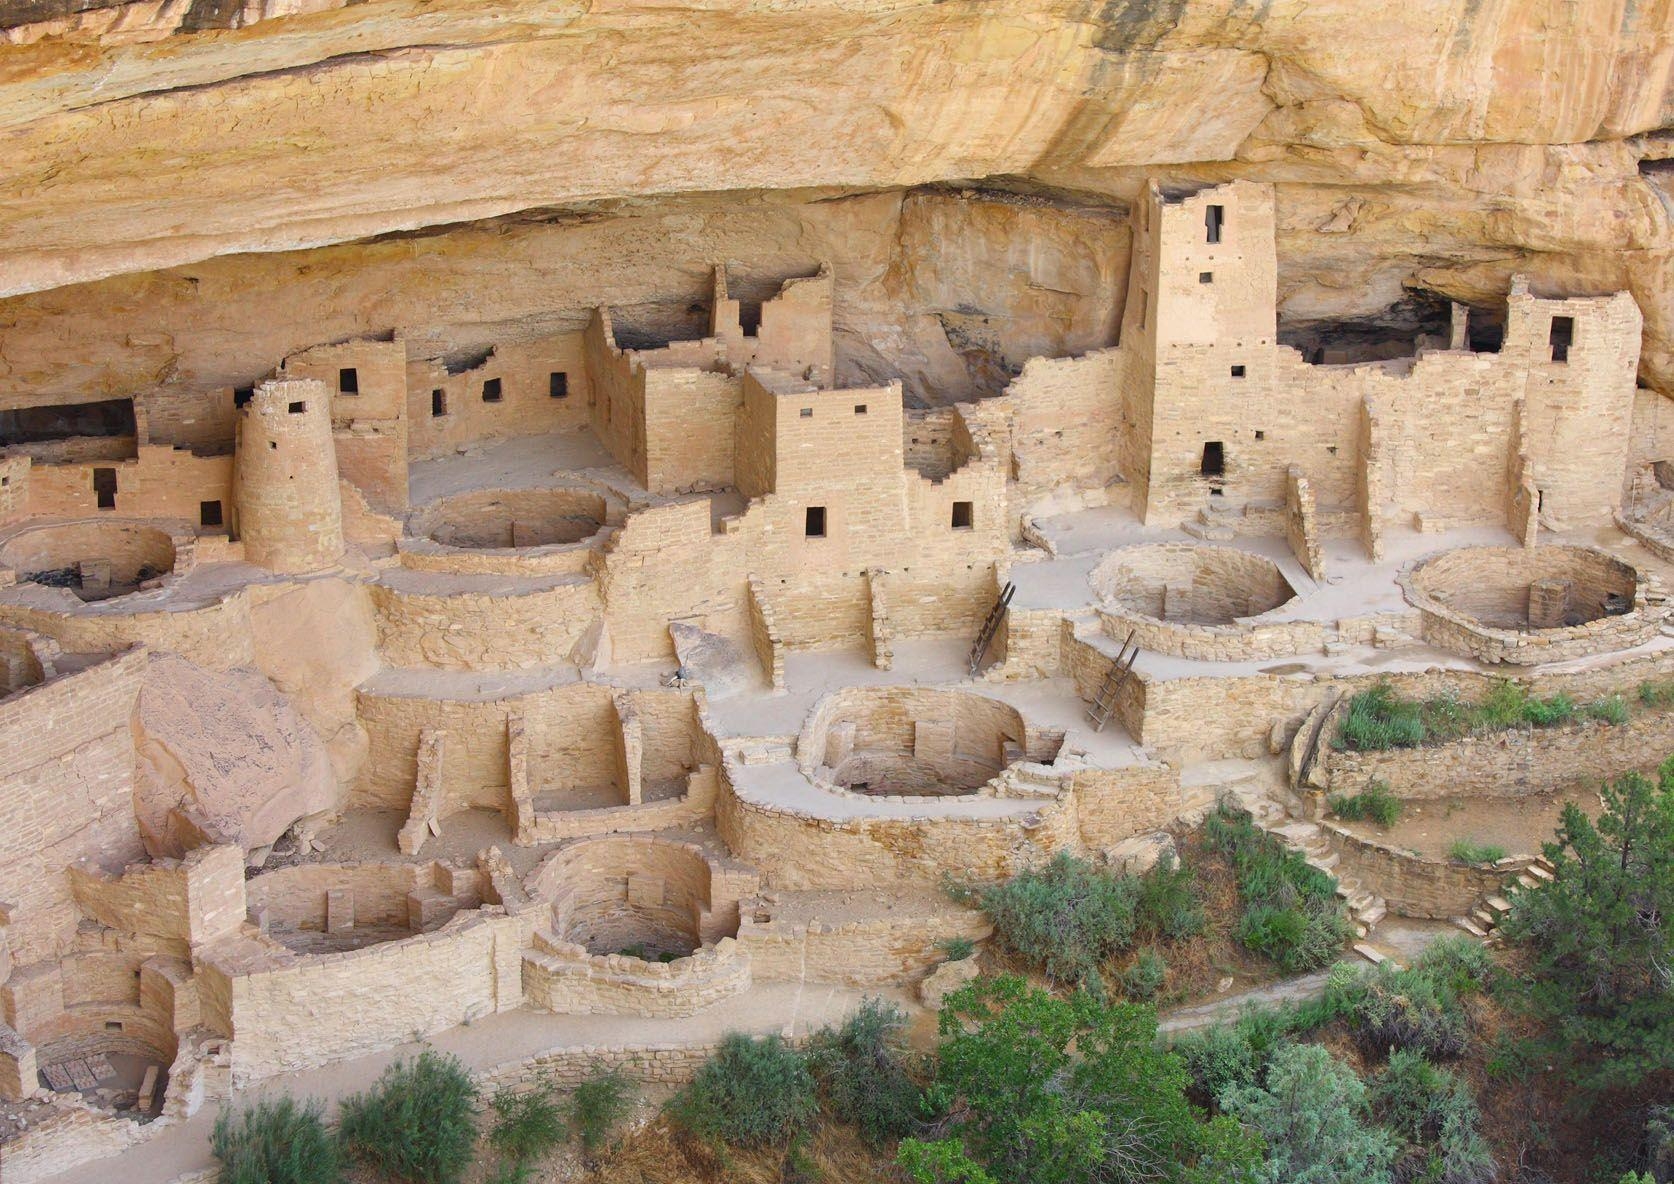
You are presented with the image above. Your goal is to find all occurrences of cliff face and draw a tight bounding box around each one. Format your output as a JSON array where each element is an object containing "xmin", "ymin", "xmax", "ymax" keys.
[{"xmin": 0, "ymin": 0, "xmax": 1670, "ymax": 398}]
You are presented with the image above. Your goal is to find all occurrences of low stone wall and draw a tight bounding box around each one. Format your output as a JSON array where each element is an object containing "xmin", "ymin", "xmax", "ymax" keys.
[
  {"xmin": 522, "ymin": 934, "xmax": 751, "ymax": 1017},
  {"xmin": 0, "ymin": 586, "xmax": 254, "ymax": 670},
  {"xmin": 476, "ymin": 1039, "xmax": 726, "ymax": 1094},
  {"xmin": 1323, "ymin": 709, "xmax": 1674, "ymax": 799},
  {"xmin": 1096, "ymin": 605, "xmax": 1325, "ymax": 663},
  {"xmin": 738, "ymin": 902, "xmax": 990, "ymax": 986},
  {"xmin": 1321, "ymin": 821, "xmax": 1534, "ymax": 920},
  {"xmin": 0, "ymin": 1097, "xmax": 153, "ymax": 1184},
  {"xmin": 244, "ymin": 859, "xmax": 480, "ymax": 932},
  {"xmin": 370, "ymin": 576, "xmax": 601, "ymax": 670}
]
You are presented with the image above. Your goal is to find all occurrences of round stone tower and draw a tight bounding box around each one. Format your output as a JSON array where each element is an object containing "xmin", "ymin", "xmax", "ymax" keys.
[{"xmin": 233, "ymin": 377, "xmax": 344, "ymax": 572}]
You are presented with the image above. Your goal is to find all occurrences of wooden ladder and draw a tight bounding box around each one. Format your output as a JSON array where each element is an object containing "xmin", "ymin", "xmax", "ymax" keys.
[
  {"xmin": 966, "ymin": 581, "xmax": 1016, "ymax": 676},
  {"xmin": 1086, "ymin": 631, "xmax": 1139, "ymax": 732}
]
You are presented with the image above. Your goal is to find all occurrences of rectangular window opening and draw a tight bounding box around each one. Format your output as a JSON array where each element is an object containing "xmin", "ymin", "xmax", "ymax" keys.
[
  {"xmin": 104, "ymin": 1021, "xmax": 123, "ymax": 1032},
  {"xmin": 1549, "ymin": 315, "xmax": 1574, "ymax": 363},
  {"xmin": 1254, "ymin": 430, "xmax": 1265, "ymax": 441},
  {"xmin": 233, "ymin": 387, "xmax": 254, "ymax": 409},
  {"xmin": 1230, "ymin": 365, "xmax": 1246, "ymax": 378},
  {"xmin": 854, "ymin": 404, "xmax": 867, "ymax": 415},
  {"xmin": 549, "ymin": 372, "xmax": 569, "ymax": 399},
  {"xmin": 805, "ymin": 506, "xmax": 827, "ymax": 538},
  {"xmin": 1199, "ymin": 271, "xmax": 1214, "ymax": 284},
  {"xmin": 199, "ymin": 500, "xmax": 223, "ymax": 528},
  {"xmin": 93, "ymin": 467, "xmax": 117, "ymax": 510},
  {"xmin": 1205, "ymin": 204, "xmax": 1224, "ymax": 244},
  {"xmin": 951, "ymin": 501, "xmax": 974, "ymax": 530},
  {"xmin": 287, "ymin": 401, "xmax": 306, "ymax": 415},
  {"xmin": 482, "ymin": 378, "xmax": 503, "ymax": 403},
  {"xmin": 431, "ymin": 389, "xmax": 447, "ymax": 417},
  {"xmin": 1200, "ymin": 441, "xmax": 1225, "ymax": 478},
  {"xmin": 799, "ymin": 407, "xmax": 814, "ymax": 419},
  {"xmin": 338, "ymin": 367, "xmax": 359, "ymax": 395}
]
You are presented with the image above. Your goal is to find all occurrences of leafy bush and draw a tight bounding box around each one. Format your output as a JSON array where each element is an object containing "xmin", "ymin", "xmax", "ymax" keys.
[
  {"xmin": 569, "ymin": 1069, "xmax": 635, "ymax": 1153},
  {"xmin": 1220, "ymin": 1042, "xmax": 1398, "ymax": 1184},
  {"xmin": 1327, "ymin": 781, "xmax": 1403, "ymax": 828},
  {"xmin": 1135, "ymin": 852, "xmax": 1206, "ymax": 941},
  {"xmin": 1121, "ymin": 948, "xmax": 1168, "ymax": 1001},
  {"xmin": 1328, "ymin": 937, "xmax": 1490, "ymax": 1062},
  {"xmin": 488, "ymin": 1083, "xmax": 566, "ymax": 1166},
  {"xmin": 1411, "ymin": 934, "xmax": 1493, "ymax": 996},
  {"xmin": 978, "ymin": 853, "xmax": 1139, "ymax": 984},
  {"xmin": 940, "ymin": 935, "xmax": 976, "ymax": 961},
  {"xmin": 1586, "ymin": 695, "xmax": 1631, "ymax": 725},
  {"xmin": 1639, "ymin": 679, "xmax": 1674, "ymax": 707},
  {"xmin": 1448, "ymin": 838, "xmax": 1506, "ymax": 865},
  {"xmin": 1208, "ymin": 803, "xmax": 1350, "ymax": 972},
  {"xmin": 338, "ymin": 1050, "xmax": 479, "ymax": 1184},
  {"xmin": 1373, "ymin": 1051, "xmax": 1495, "ymax": 1184},
  {"xmin": 807, "ymin": 997, "xmax": 923, "ymax": 1147},
  {"xmin": 900, "ymin": 975, "xmax": 1260, "ymax": 1184},
  {"xmin": 1499, "ymin": 764, "xmax": 1674, "ymax": 1095},
  {"xmin": 211, "ymin": 1096, "xmax": 341, "ymax": 1184},
  {"xmin": 1338, "ymin": 683, "xmax": 1426, "ymax": 750},
  {"xmin": 667, "ymin": 1032, "xmax": 815, "ymax": 1148}
]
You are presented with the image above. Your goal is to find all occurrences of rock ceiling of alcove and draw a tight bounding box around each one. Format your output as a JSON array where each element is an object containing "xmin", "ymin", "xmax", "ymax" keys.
[{"xmin": 1, "ymin": 0, "xmax": 1673, "ymax": 390}]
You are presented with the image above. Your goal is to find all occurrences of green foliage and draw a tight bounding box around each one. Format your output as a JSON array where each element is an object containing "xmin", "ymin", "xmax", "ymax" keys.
[
  {"xmin": 1337, "ymin": 678, "xmax": 1621, "ymax": 751},
  {"xmin": 1330, "ymin": 955, "xmax": 1478, "ymax": 1061},
  {"xmin": 1586, "ymin": 695, "xmax": 1631, "ymax": 725},
  {"xmin": 807, "ymin": 997, "xmax": 923, "ymax": 1147},
  {"xmin": 1640, "ymin": 678, "xmax": 1674, "ymax": 707},
  {"xmin": 338, "ymin": 1049, "xmax": 479, "ymax": 1184},
  {"xmin": 488, "ymin": 1083, "xmax": 566, "ymax": 1167},
  {"xmin": 940, "ymin": 935, "xmax": 977, "ymax": 962},
  {"xmin": 1448, "ymin": 838, "xmax": 1506, "ymax": 865},
  {"xmin": 211, "ymin": 1096, "xmax": 342, "ymax": 1184},
  {"xmin": 1220, "ymin": 1042, "xmax": 1398, "ymax": 1184},
  {"xmin": 666, "ymin": 1032, "xmax": 815, "ymax": 1148},
  {"xmin": 904, "ymin": 975, "xmax": 1260, "ymax": 1184},
  {"xmin": 1136, "ymin": 852, "xmax": 1208, "ymax": 941},
  {"xmin": 1326, "ymin": 781, "xmax": 1403, "ymax": 828},
  {"xmin": 1120, "ymin": 947, "xmax": 1168, "ymax": 1001},
  {"xmin": 1499, "ymin": 762, "xmax": 1674, "ymax": 1095},
  {"xmin": 1371, "ymin": 1051, "xmax": 1495, "ymax": 1184},
  {"xmin": 1208, "ymin": 803, "xmax": 1350, "ymax": 972},
  {"xmin": 569, "ymin": 1069, "xmax": 635, "ymax": 1154},
  {"xmin": 979, "ymin": 852, "xmax": 1138, "ymax": 984}
]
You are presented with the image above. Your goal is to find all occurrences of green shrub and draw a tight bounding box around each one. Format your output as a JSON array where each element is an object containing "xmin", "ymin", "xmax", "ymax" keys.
[
  {"xmin": 667, "ymin": 1032, "xmax": 814, "ymax": 1148},
  {"xmin": 488, "ymin": 1083, "xmax": 566, "ymax": 1168},
  {"xmin": 211, "ymin": 1096, "xmax": 341, "ymax": 1184},
  {"xmin": 1338, "ymin": 683, "xmax": 1426, "ymax": 750},
  {"xmin": 1411, "ymin": 933, "xmax": 1494, "ymax": 995},
  {"xmin": 1373, "ymin": 1051, "xmax": 1496, "ymax": 1184},
  {"xmin": 569, "ymin": 1069, "xmax": 635, "ymax": 1153},
  {"xmin": 1121, "ymin": 948, "xmax": 1168, "ymax": 1001},
  {"xmin": 1327, "ymin": 781, "xmax": 1402, "ymax": 828},
  {"xmin": 1448, "ymin": 838, "xmax": 1506, "ymax": 865},
  {"xmin": 1639, "ymin": 679, "xmax": 1674, "ymax": 707},
  {"xmin": 939, "ymin": 936, "xmax": 976, "ymax": 962},
  {"xmin": 1522, "ymin": 692, "xmax": 1576, "ymax": 727},
  {"xmin": 338, "ymin": 1050, "xmax": 478, "ymax": 1184},
  {"xmin": 1136, "ymin": 852, "xmax": 1206, "ymax": 941},
  {"xmin": 1220, "ymin": 1042, "xmax": 1398, "ymax": 1184},
  {"xmin": 978, "ymin": 852, "xmax": 1139, "ymax": 984},
  {"xmin": 1585, "ymin": 695, "xmax": 1631, "ymax": 725},
  {"xmin": 1342, "ymin": 961, "xmax": 1471, "ymax": 1060},
  {"xmin": 1208, "ymin": 803, "xmax": 1350, "ymax": 972},
  {"xmin": 807, "ymin": 997, "xmax": 922, "ymax": 1147}
]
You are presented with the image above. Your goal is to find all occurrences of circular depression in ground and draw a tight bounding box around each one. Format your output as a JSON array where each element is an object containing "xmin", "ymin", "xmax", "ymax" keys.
[
  {"xmin": 408, "ymin": 487, "xmax": 608, "ymax": 550},
  {"xmin": 1403, "ymin": 544, "xmax": 1636, "ymax": 629},
  {"xmin": 0, "ymin": 519, "xmax": 176, "ymax": 601},
  {"xmin": 1089, "ymin": 542, "xmax": 1297, "ymax": 625}
]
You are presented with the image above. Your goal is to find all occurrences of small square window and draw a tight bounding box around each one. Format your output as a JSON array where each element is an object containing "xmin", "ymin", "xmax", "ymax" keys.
[
  {"xmin": 854, "ymin": 404, "xmax": 867, "ymax": 415},
  {"xmin": 482, "ymin": 378, "xmax": 503, "ymax": 403},
  {"xmin": 431, "ymin": 389, "xmax": 446, "ymax": 417},
  {"xmin": 1230, "ymin": 365, "xmax": 1246, "ymax": 378},
  {"xmin": 1550, "ymin": 315, "xmax": 1574, "ymax": 363},
  {"xmin": 951, "ymin": 501, "xmax": 974, "ymax": 530},
  {"xmin": 805, "ymin": 506, "xmax": 827, "ymax": 538},
  {"xmin": 93, "ymin": 467, "xmax": 117, "ymax": 510},
  {"xmin": 1254, "ymin": 430, "xmax": 1265, "ymax": 441},
  {"xmin": 800, "ymin": 408, "xmax": 814, "ymax": 419},
  {"xmin": 338, "ymin": 367, "xmax": 359, "ymax": 394},
  {"xmin": 269, "ymin": 441, "xmax": 277, "ymax": 450},
  {"xmin": 550, "ymin": 372, "xmax": 569, "ymax": 399},
  {"xmin": 104, "ymin": 1021, "xmax": 123, "ymax": 1032},
  {"xmin": 288, "ymin": 401, "xmax": 307, "ymax": 414},
  {"xmin": 2, "ymin": 476, "xmax": 8, "ymax": 487},
  {"xmin": 200, "ymin": 500, "xmax": 223, "ymax": 527},
  {"xmin": 1199, "ymin": 272, "xmax": 1213, "ymax": 284}
]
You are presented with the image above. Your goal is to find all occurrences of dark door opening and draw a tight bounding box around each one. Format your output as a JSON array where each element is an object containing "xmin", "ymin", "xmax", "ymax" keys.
[
  {"xmin": 951, "ymin": 501, "xmax": 974, "ymax": 530},
  {"xmin": 805, "ymin": 506, "xmax": 827, "ymax": 538},
  {"xmin": 338, "ymin": 368, "xmax": 359, "ymax": 395},
  {"xmin": 1549, "ymin": 316, "xmax": 1574, "ymax": 363},
  {"xmin": 482, "ymin": 378, "xmax": 503, "ymax": 403},
  {"xmin": 1200, "ymin": 441, "xmax": 1225, "ymax": 478},
  {"xmin": 549, "ymin": 372, "xmax": 569, "ymax": 399},
  {"xmin": 200, "ymin": 500, "xmax": 223, "ymax": 527},
  {"xmin": 92, "ymin": 467, "xmax": 117, "ymax": 510},
  {"xmin": 1205, "ymin": 204, "xmax": 1224, "ymax": 244},
  {"xmin": 431, "ymin": 389, "xmax": 447, "ymax": 417}
]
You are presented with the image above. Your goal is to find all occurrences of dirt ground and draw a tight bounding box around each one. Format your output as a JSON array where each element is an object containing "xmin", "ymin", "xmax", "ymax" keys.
[{"xmin": 1335, "ymin": 791, "xmax": 1601, "ymax": 861}]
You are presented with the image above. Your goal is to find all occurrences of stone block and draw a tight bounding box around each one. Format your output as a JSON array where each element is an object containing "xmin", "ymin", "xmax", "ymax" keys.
[{"xmin": 325, "ymin": 888, "xmax": 354, "ymax": 934}]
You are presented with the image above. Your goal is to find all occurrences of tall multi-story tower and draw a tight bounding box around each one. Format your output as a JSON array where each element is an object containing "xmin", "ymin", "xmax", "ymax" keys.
[{"xmin": 232, "ymin": 378, "xmax": 345, "ymax": 572}]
